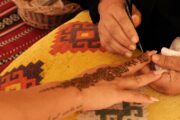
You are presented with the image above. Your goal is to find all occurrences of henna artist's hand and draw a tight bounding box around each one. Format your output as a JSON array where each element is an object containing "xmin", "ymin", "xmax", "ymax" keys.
[
  {"xmin": 149, "ymin": 54, "xmax": 180, "ymax": 95},
  {"xmin": 80, "ymin": 51, "xmax": 163, "ymax": 111},
  {"xmin": 98, "ymin": 0, "xmax": 141, "ymax": 57}
]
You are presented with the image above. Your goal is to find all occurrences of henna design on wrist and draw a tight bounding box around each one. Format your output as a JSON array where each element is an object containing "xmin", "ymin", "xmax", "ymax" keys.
[{"xmin": 48, "ymin": 105, "xmax": 82, "ymax": 120}]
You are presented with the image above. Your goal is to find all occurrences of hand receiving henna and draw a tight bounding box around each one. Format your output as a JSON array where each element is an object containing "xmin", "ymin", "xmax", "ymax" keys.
[
  {"xmin": 40, "ymin": 51, "xmax": 161, "ymax": 112},
  {"xmin": 80, "ymin": 51, "xmax": 163, "ymax": 111},
  {"xmin": 82, "ymin": 70, "xmax": 162, "ymax": 111}
]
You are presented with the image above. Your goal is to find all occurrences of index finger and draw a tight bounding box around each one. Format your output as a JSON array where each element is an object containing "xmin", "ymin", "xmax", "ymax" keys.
[
  {"xmin": 78, "ymin": 51, "xmax": 156, "ymax": 79},
  {"xmin": 115, "ymin": 70, "xmax": 163, "ymax": 89},
  {"xmin": 112, "ymin": 7, "xmax": 139, "ymax": 44},
  {"xmin": 121, "ymin": 51, "xmax": 157, "ymax": 76}
]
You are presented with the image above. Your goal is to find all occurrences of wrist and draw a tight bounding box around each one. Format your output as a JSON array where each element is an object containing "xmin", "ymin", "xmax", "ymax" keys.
[
  {"xmin": 76, "ymin": 89, "xmax": 84, "ymax": 111},
  {"xmin": 69, "ymin": 87, "xmax": 84, "ymax": 112},
  {"xmin": 98, "ymin": 0, "xmax": 124, "ymax": 15}
]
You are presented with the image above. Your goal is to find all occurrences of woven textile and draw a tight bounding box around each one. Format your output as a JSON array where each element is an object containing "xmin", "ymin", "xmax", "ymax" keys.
[
  {"xmin": 0, "ymin": 0, "xmax": 49, "ymax": 72},
  {"xmin": 1, "ymin": 9, "xmax": 180, "ymax": 120}
]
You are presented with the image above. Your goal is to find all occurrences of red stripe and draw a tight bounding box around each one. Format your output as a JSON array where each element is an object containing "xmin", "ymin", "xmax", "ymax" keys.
[
  {"xmin": 0, "ymin": 23, "xmax": 28, "ymax": 43},
  {"xmin": 0, "ymin": 1, "xmax": 15, "ymax": 13},
  {"xmin": 0, "ymin": 20, "xmax": 23, "ymax": 35},
  {"xmin": 0, "ymin": 25, "xmax": 49, "ymax": 58},
  {"xmin": 0, "ymin": 0, "xmax": 50, "ymax": 72}
]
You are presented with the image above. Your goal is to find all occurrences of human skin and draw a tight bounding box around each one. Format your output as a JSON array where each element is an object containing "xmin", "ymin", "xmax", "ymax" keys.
[
  {"xmin": 98, "ymin": 0, "xmax": 141, "ymax": 57},
  {"xmin": 150, "ymin": 54, "xmax": 180, "ymax": 95},
  {"xmin": 0, "ymin": 52, "xmax": 162, "ymax": 120}
]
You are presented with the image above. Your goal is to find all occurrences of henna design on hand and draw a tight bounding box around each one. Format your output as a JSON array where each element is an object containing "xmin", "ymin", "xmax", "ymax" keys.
[{"xmin": 40, "ymin": 54, "xmax": 150, "ymax": 92}]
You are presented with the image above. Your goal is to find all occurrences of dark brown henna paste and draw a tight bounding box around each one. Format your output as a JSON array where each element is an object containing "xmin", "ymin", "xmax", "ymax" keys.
[
  {"xmin": 40, "ymin": 54, "xmax": 150, "ymax": 92},
  {"xmin": 48, "ymin": 105, "xmax": 82, "ymax": 120},
  {"xmin": 136, "ymin": 54, "xmax": 149, "ymax": 63}
]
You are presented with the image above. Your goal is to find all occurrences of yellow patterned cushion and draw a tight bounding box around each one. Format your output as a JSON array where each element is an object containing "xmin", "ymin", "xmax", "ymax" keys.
[{"xmin": 0, "ymin": 11, "xmax": 180, "ymax": 120}]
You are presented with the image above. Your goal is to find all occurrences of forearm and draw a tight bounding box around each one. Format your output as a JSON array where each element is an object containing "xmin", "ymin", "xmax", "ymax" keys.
[{"xmin": 0, "ymin": 83, "xmax": 82, "ymax": 120}]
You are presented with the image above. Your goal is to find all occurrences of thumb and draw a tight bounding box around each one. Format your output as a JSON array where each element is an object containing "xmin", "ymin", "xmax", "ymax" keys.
[
  {"xmin": 152, "ymin": 54, "xmax": 180, "ymax": 71},
  {"xmin": 132, "ymin": 5, "xmax": 141, "ymax": 28}
]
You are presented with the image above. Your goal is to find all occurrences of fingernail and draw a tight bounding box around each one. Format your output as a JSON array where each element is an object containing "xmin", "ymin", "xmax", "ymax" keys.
[
  {"xmin": 152, "ymin": 55, "xmax": 160, "ymax": 62},
  {"xmin": 125, "ymin": 52, "xmax": 132, "ymax": 57},
  {"xmin": 129, "ymin": 45, "xmax": 136, "ymax": 50},
  {"xmin": 131, "ymin": 36, "xmax": 138, "ymax": 43},
  {"xmin": 152, "ymin": 50, "xmax": 158, "ymax": 54},
  {"xmin": 150, "ymin": 97, "xmax": 159, "ymax": 102},
  {"xmin": 153, "ymin": 70, "xmax": 165, "ymax": 75},
  {"xmin": 132, "ymin": 15, "xmax": 136, "ymax": 20}
]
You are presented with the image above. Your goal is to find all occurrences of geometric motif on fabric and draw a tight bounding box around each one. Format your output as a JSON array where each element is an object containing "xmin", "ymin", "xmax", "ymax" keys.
[
  {"xmin": 77, "ymin": 103, "xmax": 146, "ymax": 120},
  {"xmin": 0, "ymin": 51, "xmax": 23, "ymax": 66},
  {"xmin": 0, "ymin": 13, "xmax": 20, "ymax": 31},
  {"xmin": 0, "ymin": 0, "xmax": 49, "ymax": 72},
  {"xmin": 0, "ymin": 27, "xmax": 33, "ymax": 47},
  {"xmin": 0, "ymin": 61, "xmax": 43, "ymax": 91},
  {"xmin": 50, "ymin": 22, "xmax": 105, "ymax": 55}
]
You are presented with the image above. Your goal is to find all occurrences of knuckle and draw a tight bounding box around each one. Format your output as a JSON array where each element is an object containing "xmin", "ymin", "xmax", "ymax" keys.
[
  {"xmin": 126, "ymin": 27, "xmax": 136, "ymax": 36},
  {"xmin": 123, "ymin": 42, "xmax": 132, "ymax": 49},
  {"xmin": 108, "ymin": 23, "xmax": 116, "ymax": 30},
  {"xmin": 114, "ymin": 45, "xmax": 127, "ymax": 53},
  {"xmin": 104, "ymin": 24, "xmax": 117, "ymax": 36},
  {"xmin": 118, "ymin": 15, "xmax": 127, "ymax": 24},
  {"xmin": 107, "ymin": 9, "xmax": 115, "ymax": 16},
  {"xmin": 117, "ymin": 37, "xmax": 132, "ymax": 48},
  {"xmin": 112, "ymin": 30, "xmax": 126, "ymax": 42},
  {"xmin": 108, "ymin": 5, "xmax": 121, "ymax": 13},
  {"xmin": 133, "ymin": 76, "xmax": 142, "ymax": 86}
]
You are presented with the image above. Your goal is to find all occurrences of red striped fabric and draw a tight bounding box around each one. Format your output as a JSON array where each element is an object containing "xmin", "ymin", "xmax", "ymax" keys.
[{"xmin": 0, "ymin": 0, "xmax": 50, "ymax": 72}]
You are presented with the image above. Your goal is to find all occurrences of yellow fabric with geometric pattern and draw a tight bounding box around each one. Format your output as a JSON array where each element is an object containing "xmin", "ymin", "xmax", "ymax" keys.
[{"xmin": 0, "ymin": 11, "xmax": 180, "ymax": 120}]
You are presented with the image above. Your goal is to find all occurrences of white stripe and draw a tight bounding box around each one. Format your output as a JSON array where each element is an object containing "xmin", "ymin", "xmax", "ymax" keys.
[{"xmin": 0, "ymin": 22, "xmax": 25, "ymax": 37}]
